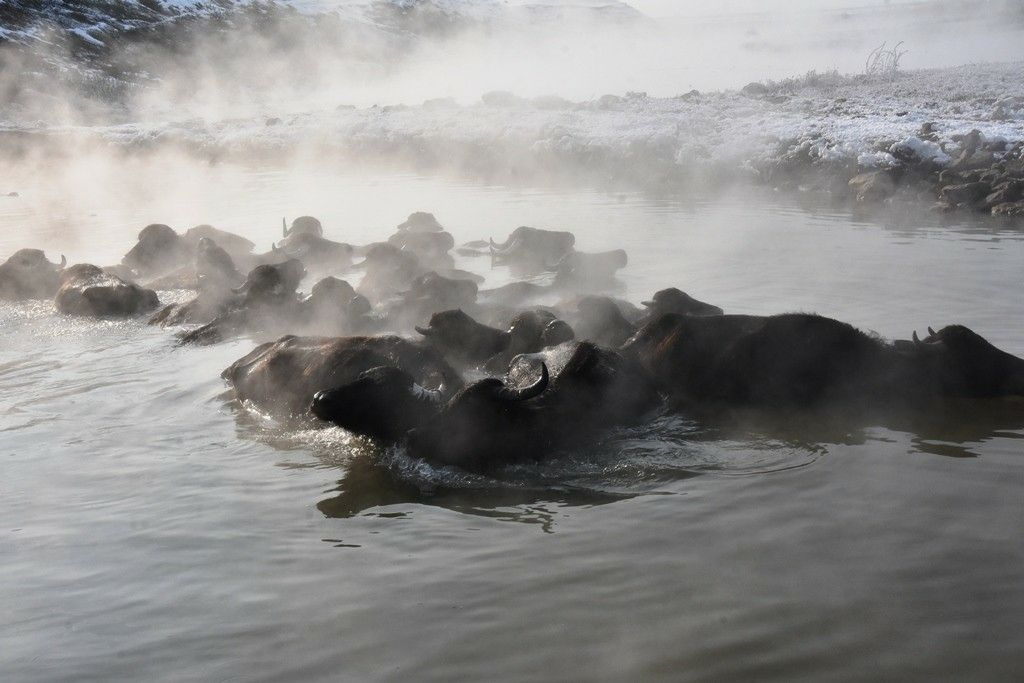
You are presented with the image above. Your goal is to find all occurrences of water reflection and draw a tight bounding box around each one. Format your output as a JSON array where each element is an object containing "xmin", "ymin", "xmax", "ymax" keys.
[
  {"xmin": 223, "ymin": 391, "xmax": 1024, "ymax": 528},
  {"xmin": 315, "ymin": 452, "xmax": 635, "ymax": 533}
]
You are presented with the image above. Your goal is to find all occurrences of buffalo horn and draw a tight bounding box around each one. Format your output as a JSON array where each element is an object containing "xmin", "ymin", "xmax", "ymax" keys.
[
  {"xmin": 414, "ymin": 325, "xmax": 432, "ymax": 337},
  {"xmin": 912, "ymin": 330, "xmax": 921, "ymax": 344},
  {"xmin": 498, "ymin": 363, "xmax": 549, "ymax": 402},
  {"xmin": 282, "ymin": 217, "xmax": 289, "ymax": 238},
  {"xmin": 59, "ymin": 254, "xmax": 67, "ymax": 269},
  {"xmin": 927, "ymin": 326, "xmax": 937, "ymax": 337}
]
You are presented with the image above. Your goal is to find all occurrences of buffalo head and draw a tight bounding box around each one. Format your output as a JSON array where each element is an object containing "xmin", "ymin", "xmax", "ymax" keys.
[
  {"xmin": 122, "ymin": 224, "xmax": 189, "ymax": 277},
  {"xmin": 397, "ymin": 212, "xmax": 445, "ymax": 233},
  {"xmin": 282, "ymin": 216, "xmax": 323, "ymax": 239},
  {"xmin": 641, "ymin": 287, "xmax": 723, "ymax": 318},
  {"xmin": 901, "ymin": 325, "xmax": 1024, "ymax": 399},
  {"xmin": 416, "ymin": 309, "xmax": 510, "ymax": 363},
  {"xmin": 0, "ymin": 249, "xmax": 65, "ymax": 300},
  {"xmin": 406, "ymin": 363, "xmax": 550, "ymax": 469},
  {"xmin": 311, "ymin": 366, "xmax": 445, "ymax": 441}
]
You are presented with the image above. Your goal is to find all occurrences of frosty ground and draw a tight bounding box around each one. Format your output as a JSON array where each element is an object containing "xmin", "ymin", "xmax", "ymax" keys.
[{"xmin": 4, "ymin": 61, "xmax": 1021, "ymax": 194}]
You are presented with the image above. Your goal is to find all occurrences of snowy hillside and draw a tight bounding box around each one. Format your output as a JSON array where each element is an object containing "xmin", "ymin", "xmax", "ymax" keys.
[{"xmin": 0, "ymin": 0, "xmax": 641, "ymax": 49}]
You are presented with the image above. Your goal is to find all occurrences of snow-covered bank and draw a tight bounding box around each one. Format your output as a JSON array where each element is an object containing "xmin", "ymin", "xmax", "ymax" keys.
[{"xmin": 6, "ymin": 62, "xmax": 1021, "ymax": 189}]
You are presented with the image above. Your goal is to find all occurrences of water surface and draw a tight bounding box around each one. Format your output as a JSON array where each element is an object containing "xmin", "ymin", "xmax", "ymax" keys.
[{"xmin": 2, "ymin": 164, "xmax": 1023, "ymax": 681}]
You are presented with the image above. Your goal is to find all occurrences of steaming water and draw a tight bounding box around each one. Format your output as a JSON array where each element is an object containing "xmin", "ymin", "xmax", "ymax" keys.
[{"xmin": 2, "ymin": 165, "xmax": 1024, "ymax": 681}]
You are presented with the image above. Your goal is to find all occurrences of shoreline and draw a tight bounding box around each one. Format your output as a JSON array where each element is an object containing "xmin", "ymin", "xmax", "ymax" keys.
[{"xmin": 2, "ymin": 61, "xmax": 1022, "ymax": 219}]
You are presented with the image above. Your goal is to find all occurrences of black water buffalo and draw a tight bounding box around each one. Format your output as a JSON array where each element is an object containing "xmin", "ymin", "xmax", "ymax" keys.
[
  {"xmin": 181, "ymin": 224, "xmax": 255, "ymax": 263},
  {"xmin": 624, "ymin": 313, "xmax": 1024, "ymax": 411},
  {"xmin": 55, "ymin": 264, "xmax": 159, "ymax": 317},
  {"xmin": 563, "ymin": 295, "xmax": 638, "ymax": 348},
  {"xmin": 415, "ymin": 309, "xmax": 511, "ymax": 364},
  {"xmin": 387, "ymin": 230, "xmax": 455, "ymax": 272},
  {"xmin": 405, "ymin": 341, "xmax": 661, "ymax": 470},
  {"xmin": 311, "ymin": 366, "xmax": 446, "ymax": 441},
  {"xmin": 226, "ymin": 334, "xmax": 460, "ymax": 417},
  {"xmin": 122, "ymin": 224, "xmax": 190, "ymax": 278},
  {"xmin": 415, "ymin": 308, "xmax": 574, "ymax": 369},
  {"xmin": 385, "ymin": 271, "xmax": 478, "ymax": 331},
  {"xmin": 299, "ymin": 277, "xmax": 374, "ymax": 336},
  {"xmin": 281, "ymin": 216, "xmax": 323, "ymax": 239},
  {"xmin": 640, "ymin": 287, "xmax": 723, "ymax": 319},
  {"xmin": 149, "ymin": 237, "xmax": 244, "ymax": 326},
  {"xmin": 489, "ymin": 226, "xmax": 576, "ymax": 272},
  {"xmin": 178, "ymin": 259, "xmax": 306, "ymax": 344},
  {"xmin": 353, "ymin": 243, "xmax": 425, "ymax": 305},
  {"xmin": 276, "ymin": 234, "xmax": 356, "ymax": 272},
  {"xmin": 396, "ymin": 212, "xmax": 445, "ymax": 232},
  {"xmin": 277, "ymin": 216, "xmax": 356, "ymax": 272},
  {"xmin": 0, "ymin": 249, "xmax": 65, "ymax": 300}
]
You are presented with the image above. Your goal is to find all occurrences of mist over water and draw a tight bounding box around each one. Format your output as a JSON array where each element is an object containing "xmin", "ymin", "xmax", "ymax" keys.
[{"xmin": 3, "ymin": 0, "xmax": 1024, "ymax": 680}]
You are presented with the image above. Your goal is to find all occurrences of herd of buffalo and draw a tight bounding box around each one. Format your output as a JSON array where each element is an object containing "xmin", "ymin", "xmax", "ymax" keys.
[{"xmin": 3, "ymin": 212, "xmax": 1024, "ymax": 471}]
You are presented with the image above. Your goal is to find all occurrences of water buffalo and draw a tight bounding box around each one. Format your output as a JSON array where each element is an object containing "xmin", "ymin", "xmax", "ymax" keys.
[
  {"xmin": 281, "ymin": 216, "xmax": 323, "ymax": 239},
  {"xmin": 640, "ymin": 287, "xmax": 723, "ymax": 319},
  {"xmin": 178, "ymin": 259, "xmax": 306, "ymax": 344},
  {"xmin": 387, "ymin": 230, "xmax": 455, "ymax": 271},
  {"xmin": 55, "ymin": 264, "xmax": 159, "ymax": 317},
  {"xmin": 182, "ymin": 225, "xmax": 255, "ymax": 263},
  {"xmin": 276, "ymin": 216, "xmax": 356, "ymax": 272},
  {"xmin": 624, "ymin": 313, "xmax": 1024, "ymax": 412},
  {"xmin": 415, "ymin": 309, "xmax": 511, "ymax": 364},
  {"xmin": 405, "ymin": 341, "xmax": 661, "ymax": 470},
  {"xmin": 226, "ymin": 334, "xmax": 460, "ymax": 418},
  {"xmin": 353, "ymin": 243, "xmax": 425, "ymax": 305},
  {"xmin": 489, "ymin": 226, "xmax": 576, "ymax": 273},
  {"xmin": 0, "ymin": 249, "xmax": 65, "ymax": 300},
  {"xmin": 564, "ymin": 295, "xmax": 638, "ymax": 348},
  {"xmin": 396, "ymin": 212, "xmax": 444, "ymax": 232},
  {"xmin": 150, "ymin": 238, "xmax": 249, "ymax": 327},
  {"xmin": 122, "ymin": 224, "xmax": 190, "ymax": 278},
  {"xmin": 386, "ymin": 271, "xmax": 478, "ymax": 330},
  {"xmin": 299, "ymin": 277, "xmax": 374, "ymax": 336},
  {"xmin": 311, "ymin": 366, "xmax": 445, "ymax": 441},
  {"xmin": 415, "ymin": 308, "xmax": 574, "ymax": 369}
]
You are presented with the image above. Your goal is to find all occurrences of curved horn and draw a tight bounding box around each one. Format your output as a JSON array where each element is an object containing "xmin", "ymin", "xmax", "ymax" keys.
[
  {"xmin": 927, "ymin": 326, "xmax": 937, "ymax": 337},
  {"xmin": 282, "ymin": 217, "xmax": 289, "ymax": 238},
  {"xmin": 414, "ymin": 325, "xmax": 432, "ymax": 336},
  {"xmin": 912, "ymin": 331, "xmax": 921, "ymax": 344},
  {"xmin": 489, "ymin": 235, "xmax": 517, "ymax": 254},
  {"xmin": 59, "ymin": 254, "xmax": 67, "ymax": 269},
  {"xmin": 497, "ymin": 363, "xmax": 549, "ymax": 402}
]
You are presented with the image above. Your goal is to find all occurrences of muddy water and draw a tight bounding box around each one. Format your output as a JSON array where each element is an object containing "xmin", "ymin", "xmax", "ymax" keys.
[{"xmin": 2, "ymin": 164, "xmax": 1023, "ymax": 681}]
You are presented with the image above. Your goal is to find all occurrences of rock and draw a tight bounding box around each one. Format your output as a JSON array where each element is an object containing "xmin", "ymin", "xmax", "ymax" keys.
[
  {"xmin": 984, "ymin": 180, "xmax": 1024, "ymax": 208},
  {"xmin": 991, "ymin": 201, "xmax": 1024, "ymax": 217},
  {"xmin": 741, "ymin": 82, "xmax": 769, "ymax": 96},
  {"xmin": 56, "ymin": 264, "xmax": 159, "ymax": 317},
  {"xmin": 940, "ymin": 182, "xmax": 990, "ymax": 206},
  {"xmin": 849, "ymin": 170, "xmax": 897, "ymax": 202},
  {"xmin": 950, "ymin": 149, "xmax": 997, "ymax": 172}
]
